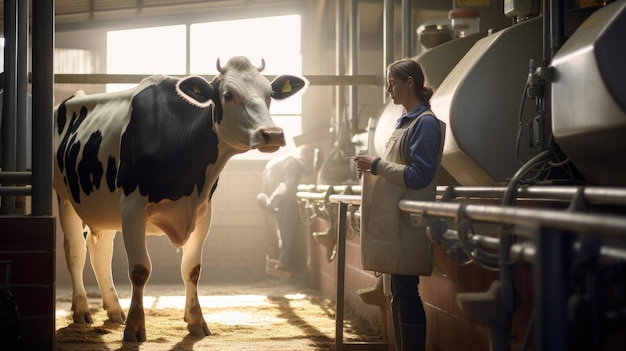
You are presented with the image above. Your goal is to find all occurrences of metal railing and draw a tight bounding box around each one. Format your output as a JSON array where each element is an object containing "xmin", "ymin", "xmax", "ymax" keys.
[{"xmin": 297, "ymin": 184, "xmax": 626, "ymax": 351}]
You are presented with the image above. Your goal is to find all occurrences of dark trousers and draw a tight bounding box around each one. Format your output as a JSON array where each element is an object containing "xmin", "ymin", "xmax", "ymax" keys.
[{"xmin": 390, "ymin": 274, "xmax": 426, "ymax": 325}]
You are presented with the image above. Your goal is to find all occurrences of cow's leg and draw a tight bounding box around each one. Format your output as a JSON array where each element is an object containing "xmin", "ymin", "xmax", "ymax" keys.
[
  {"xmin": 120, "ymin": 196, "xmax": 151, "ymax": 342},
  {"xmin": 86, "ymin": 229, "xmax": 126, "ymax": 324},
  {"xmin": 58, "ymin": 200, "xmax": 93, "ymax": 324},
  {"xmin": 181, "ymin": 202, "xmax": 211, "ymax": 337}
]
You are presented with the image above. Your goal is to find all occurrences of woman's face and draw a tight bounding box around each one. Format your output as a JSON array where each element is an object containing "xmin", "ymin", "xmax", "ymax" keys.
[{"xmin": 386, "ymin": 71, "xmax": 412, "ymax": 106}]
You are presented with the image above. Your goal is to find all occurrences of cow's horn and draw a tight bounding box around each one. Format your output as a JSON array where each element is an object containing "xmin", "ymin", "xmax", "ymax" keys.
[
  {"xmin": 216, "ymin": 58, "xmax": 224, "ymax": 73},
  {"xmin": 257, "ymin": 58, "xmax": 265, "ymax": 72}
]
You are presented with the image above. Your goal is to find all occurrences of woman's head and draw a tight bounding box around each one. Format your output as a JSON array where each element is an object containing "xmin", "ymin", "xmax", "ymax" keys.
[{"xmin": 386, "ymin": 59, "xmax": 433, "ymax": 106}]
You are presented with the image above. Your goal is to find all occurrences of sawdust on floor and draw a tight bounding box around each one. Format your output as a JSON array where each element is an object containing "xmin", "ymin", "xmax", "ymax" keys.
[{"xmin": 55, "ymin": 278, "xmax": 383, "ymax": 351}]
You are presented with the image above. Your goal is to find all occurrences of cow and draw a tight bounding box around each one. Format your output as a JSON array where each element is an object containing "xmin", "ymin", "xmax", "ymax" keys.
[{"xmin": 54, "ymin": 56, "xmax": 307, "ymax": 342}]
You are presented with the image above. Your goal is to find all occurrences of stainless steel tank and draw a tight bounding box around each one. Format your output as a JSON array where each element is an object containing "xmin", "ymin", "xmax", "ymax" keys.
[
  {"xmin": 551, "ymin": 1, "xmax": 626, "ymax": 186},
  {"xmin": 429, "ymin": 9, "xmax": 595, "ymax": 186}
]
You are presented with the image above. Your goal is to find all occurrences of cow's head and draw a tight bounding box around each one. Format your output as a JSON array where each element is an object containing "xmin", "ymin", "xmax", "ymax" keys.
[{"xmin": 177, "ymin": 56, "xmax": 307, "ymax": 155}]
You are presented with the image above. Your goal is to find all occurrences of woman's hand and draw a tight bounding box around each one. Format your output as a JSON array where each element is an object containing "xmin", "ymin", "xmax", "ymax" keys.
[{"xmin": 353, "ymin": 152, "xmax": 375, "ymax": 174}]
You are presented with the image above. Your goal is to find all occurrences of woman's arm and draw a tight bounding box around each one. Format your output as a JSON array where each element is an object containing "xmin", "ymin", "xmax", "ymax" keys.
[{"xmin": 375, "ymin": 116, "xmax": 441, "ymax": 189}]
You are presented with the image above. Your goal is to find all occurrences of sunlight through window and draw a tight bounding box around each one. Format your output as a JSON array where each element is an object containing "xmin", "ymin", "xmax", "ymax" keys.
[
  {"xmin": 107, "ymin": 25, "xmax": 186, "ymax": 92},
  {"xmin": 106, "ymin": 15, "xmax": 302, "ymax": 160}
]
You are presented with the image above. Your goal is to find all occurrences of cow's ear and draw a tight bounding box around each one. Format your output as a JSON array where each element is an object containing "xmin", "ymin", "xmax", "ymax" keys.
[
  {"xmin": 176, "ymin": 76, "xmax": 218, "ymax": 108},
  {"xmin": 271, "ymin": 75, "xmax": 309, "ymax": 100}
]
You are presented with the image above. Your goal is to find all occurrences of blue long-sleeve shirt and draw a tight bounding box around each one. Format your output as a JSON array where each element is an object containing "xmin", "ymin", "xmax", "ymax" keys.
[{"xmin": 395, "ymin": 103, "xmax": 442, "ymax": 189}]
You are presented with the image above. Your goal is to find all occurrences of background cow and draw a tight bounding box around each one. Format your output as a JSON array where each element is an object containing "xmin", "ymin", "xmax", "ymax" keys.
[{"xmin": 54, "ymin": 56, "xmax": 307, "ymax": 342}]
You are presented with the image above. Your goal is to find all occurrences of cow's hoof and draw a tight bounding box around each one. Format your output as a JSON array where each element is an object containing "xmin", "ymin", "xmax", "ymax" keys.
[
  {"xmin": 73, "ymin": 312, "xmax": 93, "ymax": 324},
  {"xmin": 188, "ymin": 322, "xmax": 211, "ymax": 337},
  {"xmin": 123, "ymin": 327, "xmax": 146, "ymax": 342},
  {"xmin": 107, "ymin": 311, "xmax": 126, "ymax": 324}
]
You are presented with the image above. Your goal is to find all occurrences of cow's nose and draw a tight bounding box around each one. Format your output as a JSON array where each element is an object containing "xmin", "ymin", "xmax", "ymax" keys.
[{"xmin": 256, "ymin": 126, "xmax": 285, "ymax": 152}]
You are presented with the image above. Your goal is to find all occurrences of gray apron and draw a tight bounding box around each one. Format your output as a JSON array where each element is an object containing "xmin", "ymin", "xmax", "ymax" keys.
[{"xmin": 360, "ymin": 110, "xmax": 445, "ymax": 275}]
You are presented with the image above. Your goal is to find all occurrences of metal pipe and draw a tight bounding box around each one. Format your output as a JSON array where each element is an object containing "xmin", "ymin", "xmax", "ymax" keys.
[
  {"xmin": 398, "ymin": 200, "xmax": 626, "ymax": 239},
  {"xmin": 543, "ymin": 0, "xmax": 550, "ymax": 64},
  {"xmin": 401, "ymin": 0, "xmax": 412, "ymax": 58},
  {"xmin": 53, "ymin": 73, "xmax": 384, "ymax": 86},
  {"xmin": 14, "ymin": 0, "xmax": 29, "ymax": 212},
  {"xmin": 0, "ymin": 171, "xmax": 32, "ymax": 184},
  {"xmin": 335, "ymin": 201, "xmax": 348, "ymax": 351},
  {"xmin": 329, "ymin": 192, "xmax": 626, "ymax": 257},
  {"xmin": 473, "ymin": 234, "xmax": 500, "ymax": 250},
  {"xmin": 350, "ymin": 0, "xmax": 360, "ymax": 135},
  {"xmin": 31, "ymin": 0, "xmax": 55, "ymax": 216},
  {"xmin": 1, "ymin": 0, "xmax": 18, "ymax": 213},
  {"xmin": 535, "ymin": 226, "xmax": 571, "ymax": 351},
  {"xmin": 550, "ymin": 0, "xmax": 565, "ymax": 61},
  {"xmin": 511, "ymin": 241, "xmax": 626, "ymax": 264},
  {"xmin": 336, "ymin": 0, "xmax": 347, "ymax": 143},
  {"xmin": 16, "ymin": 0, "xmax": 28, "ymax": 173},
  {"xmin": 329, "ymin": 194, "xmax": 361, "ymax": 206},
  {"xmin": 0, "ymin": 186, "xmax": 32, "ymax": 196},
  {"xmin": 383, "ymin": 0, "xmax": 394, "ymax": 100},
  {"xmin": 437, "ymin": 185, "xmax": 626, "ymax": 206},
  {"xmin": 296, "ymin": 192, "xmax": 328, "ymax": 202},
  {"xmin": 316, "ymin": 184, "xmax": 626, "ymax": 206}
]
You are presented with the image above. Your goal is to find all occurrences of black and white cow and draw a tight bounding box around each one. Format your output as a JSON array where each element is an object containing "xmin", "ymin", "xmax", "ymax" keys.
[{"xmin": 54, "ymin": 56, "xmax": 307, "ymax": 342}]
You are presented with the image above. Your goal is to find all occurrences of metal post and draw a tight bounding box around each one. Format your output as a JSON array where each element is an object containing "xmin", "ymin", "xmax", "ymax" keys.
[
  {"xmin": 16, "ymin": 0, "xmax": 28, "ymax": 173},
  {"xmin": 383, "ymin": 0, "xmax": 394, "ymax": 100},
  {"xmin": 542, "ymin": 0, "xmax": 550, "ymax": 63},
  {"xmin": 349, "ymin": 0, "xmax": 360, "ymax": 135},
  {"xmin": 550, "ymin": 0, "xmax": 564, "ymax": 61},
  {"xmin": 335, "ymin": 201, "xmax": 348, "ymax": 351},
  {"xmin": 401, "ymin": 0, "xmax": 412, "ymax": 58},
  {"xmin": 15, "ymin": 0, "xmax": 29, "ymax": 212},
  {"xmin": 336, "ymin": 0, "xmax": 347, "ymax": 141},
  {"xmin": 535, "ymin": 226, "xmax": 571, "ymax": 351},
  {"xmin": 31, "ymin": 0, "xmax": 54, "ymax": 216},
  {"xmin": 1, "ymin": 0, "xmax": 18, "ymax": 213}
]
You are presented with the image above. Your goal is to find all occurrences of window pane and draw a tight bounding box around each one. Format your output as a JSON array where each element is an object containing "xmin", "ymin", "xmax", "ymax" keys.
[
  {"xmin": 107, "ymin": 25, "xmax": 186, "ymax": 92},
  {"xmin": 190, "ymin": 15, "xmax": 301, "ymax": 76},
  {"xmin": 104, "ymin": 16, "xmax": 302, "ymax": 160}
]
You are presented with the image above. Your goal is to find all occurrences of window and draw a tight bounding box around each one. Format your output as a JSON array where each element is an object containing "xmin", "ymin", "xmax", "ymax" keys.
[
  {"xmin": 107, "ymin": 25, "xmax": 186, "ymax": 92},
  {"xmin": 106, "ymin": 15, "xmax": 302, "ymax": 160}
]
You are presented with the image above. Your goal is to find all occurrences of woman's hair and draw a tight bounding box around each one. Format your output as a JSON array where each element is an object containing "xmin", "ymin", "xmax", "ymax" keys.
[{"xmin": 387, "ymin": 58, "xmax": 434, "ymax": 103}]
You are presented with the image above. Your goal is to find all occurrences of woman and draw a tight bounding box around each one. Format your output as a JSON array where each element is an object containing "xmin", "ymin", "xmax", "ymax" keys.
[{"xmin": 354, "ymin": 58, "xmax": 445, "ymax": 351}]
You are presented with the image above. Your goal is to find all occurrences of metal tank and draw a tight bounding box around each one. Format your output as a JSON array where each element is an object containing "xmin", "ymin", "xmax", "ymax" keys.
[
  {"xmin": 429, "ymin": 8, "xmax": 596, "ymax": 186},
  {"xmin": 551, "ymin": 0, "xmax": 626, "ymax": 186}
]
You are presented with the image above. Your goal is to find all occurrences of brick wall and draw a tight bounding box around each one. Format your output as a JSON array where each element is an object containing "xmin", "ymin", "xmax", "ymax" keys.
[{"xmin": 1, "ymin": 216, "xmax": 56, "ymax": 350}]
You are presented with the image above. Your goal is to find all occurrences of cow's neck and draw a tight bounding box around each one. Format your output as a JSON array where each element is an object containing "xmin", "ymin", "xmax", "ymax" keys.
[{"xmin": 204, "ymin": 147, "xmax": 238, "ymax": 191}]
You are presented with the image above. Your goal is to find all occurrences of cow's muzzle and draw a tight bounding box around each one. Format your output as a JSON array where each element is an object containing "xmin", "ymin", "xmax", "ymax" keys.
[{"xmin": 255, "ymin": 126, "xmax": 286, "ymax": 153}]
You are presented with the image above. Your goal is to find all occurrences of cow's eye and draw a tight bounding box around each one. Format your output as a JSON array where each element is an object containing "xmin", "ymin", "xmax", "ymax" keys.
[{"xmin": 223, "ymin": 91, "xmax": 232, "ymax": 101}]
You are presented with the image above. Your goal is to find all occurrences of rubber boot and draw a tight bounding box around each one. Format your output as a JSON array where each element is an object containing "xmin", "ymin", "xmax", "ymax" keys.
[{"xmin": 400, "ymin": 323, "xmax": 426, "ymax": 351}]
